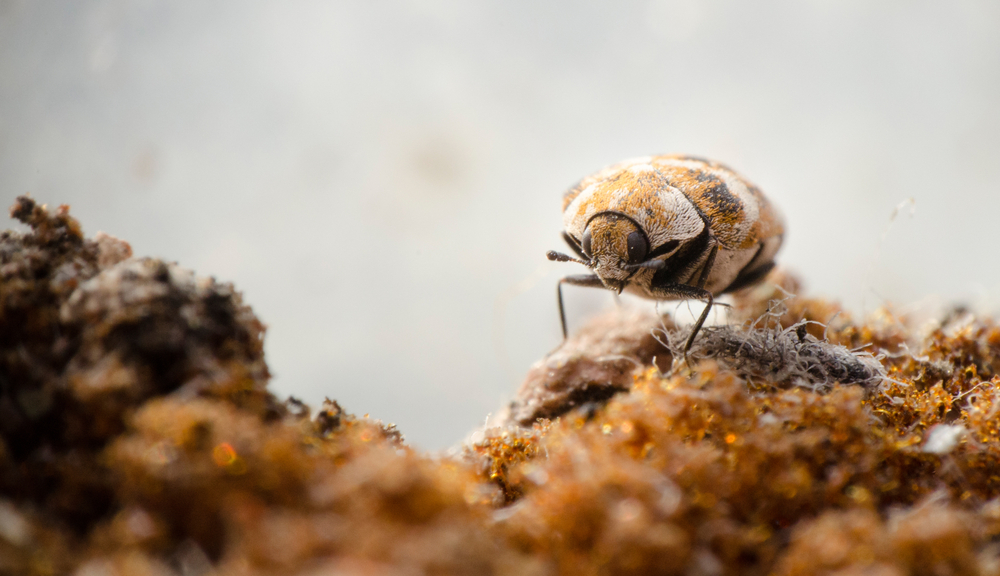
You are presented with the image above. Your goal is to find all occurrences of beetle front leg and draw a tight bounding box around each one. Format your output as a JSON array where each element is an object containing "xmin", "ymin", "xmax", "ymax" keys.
[
  {"xmin": 648, "ymin": 282, "xmax": 714, "ymax": 363},
  {"xmin": 693, "ymin": 244, "xmax": 719, "ymax": 290},
  {"xmin": 556, "ymin": 274, "xmax": 605, "ymax": 339}
]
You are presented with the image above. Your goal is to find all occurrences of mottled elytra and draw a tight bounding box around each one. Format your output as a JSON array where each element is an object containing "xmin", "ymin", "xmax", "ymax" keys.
[{"xmin": 547, "ymin": 154, "xmax": 785, "ymax": 358}]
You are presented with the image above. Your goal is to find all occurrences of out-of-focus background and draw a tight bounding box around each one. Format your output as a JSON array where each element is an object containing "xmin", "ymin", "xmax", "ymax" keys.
[{"xmin": 2, "ymin": 1, "xmax": 999, "ymax": 449}]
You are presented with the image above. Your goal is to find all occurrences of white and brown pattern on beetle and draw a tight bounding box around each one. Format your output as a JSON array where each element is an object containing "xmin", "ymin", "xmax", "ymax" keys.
[
  {"xmin": 549, "ymin": 155, "xmax": 785, "ymax": 352},
  {"xmin": 558, "ymin": 154, "xmax": 784, "ymax": 298}
]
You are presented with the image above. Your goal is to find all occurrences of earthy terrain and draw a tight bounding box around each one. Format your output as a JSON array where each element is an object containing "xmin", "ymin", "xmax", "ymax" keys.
[{"xmin": 2, "ymin": 197, "xmax": 1000, "ymax": 575}]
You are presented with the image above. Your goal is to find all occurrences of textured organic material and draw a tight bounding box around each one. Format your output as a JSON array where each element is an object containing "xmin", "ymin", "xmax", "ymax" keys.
[
  {"xmin": 5, "ymin": 198, "xmax": 1000, "ymax": 575},
  {"xmin": 505, "ymin": 308, "xmax": 674, "ymax": 427}
]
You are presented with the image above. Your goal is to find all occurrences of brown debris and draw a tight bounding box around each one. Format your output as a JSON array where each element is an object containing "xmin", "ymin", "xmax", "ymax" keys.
[
  {"xmin": 464, "ymin": 421, "xmax": 551, "ymax": 504},
  {"xmin": 0, "ymin": 197, "xmax": 280, "ymax": 568},
  {"xmin": 504, "ymin": 307, "xmax": 673, "ymax": 426},
  {"xmin": 774, "ymin": 501, "xmax": 984, "ymax": 576},
  {"xmin": 9, "ymin": 198, "xmax": 1000, "ymax": 575}
]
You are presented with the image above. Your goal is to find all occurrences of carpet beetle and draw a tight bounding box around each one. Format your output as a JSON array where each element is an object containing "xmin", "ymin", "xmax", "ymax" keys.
[{"xmin": 547, "ymin": 154, "xmax": 784, "ymax": 356}]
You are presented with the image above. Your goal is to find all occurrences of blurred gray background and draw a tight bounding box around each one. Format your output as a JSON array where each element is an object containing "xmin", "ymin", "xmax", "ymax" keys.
[{"xmin": 2, "ymin": 1, "xmax": 999, "ymax": 449}]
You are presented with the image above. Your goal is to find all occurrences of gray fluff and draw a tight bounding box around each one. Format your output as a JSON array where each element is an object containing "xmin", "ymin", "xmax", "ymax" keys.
[{"xmin": 665, "ymin": 321, "xmax": 885, "ymax": 389}]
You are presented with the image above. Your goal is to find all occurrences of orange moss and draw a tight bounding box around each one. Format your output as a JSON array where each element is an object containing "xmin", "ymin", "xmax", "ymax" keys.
[{"xmin": 7, "ymin": 198, "xmax": 1000, "ymax": 575}]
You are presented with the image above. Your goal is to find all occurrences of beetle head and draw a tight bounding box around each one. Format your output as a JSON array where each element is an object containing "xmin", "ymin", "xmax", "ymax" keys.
[{"xmin": 581, "ymin": 213, "xmax": 650, "ymax": 293}]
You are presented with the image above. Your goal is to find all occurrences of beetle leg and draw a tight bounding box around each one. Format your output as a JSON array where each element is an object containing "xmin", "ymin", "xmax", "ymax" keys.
[
  {"xmin": 556, "ymin": 274, "xmax": 605, "ymax": 339},
  {"xmin": 693, "ymin": 244, "xmax": 719, "ymax": 290},
  {"xmin": 647, "ymin": 281, "xmax": 714, "ymax": 364},
  {"xmin": 721, "ymin": 241, "xmax": 774, "ymax": 294},
  {"xmin": 723, "ymin": 261, "xmax": 775, "ymax": 294}
]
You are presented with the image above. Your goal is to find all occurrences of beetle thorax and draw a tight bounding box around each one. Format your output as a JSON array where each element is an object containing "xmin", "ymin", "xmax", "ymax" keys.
[{"xmin": 563, "ymin": 163, "xmax": 705, "ymax": 254}]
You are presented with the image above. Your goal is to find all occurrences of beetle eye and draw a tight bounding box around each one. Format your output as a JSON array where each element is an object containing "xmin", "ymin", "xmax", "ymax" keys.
[
  {"xmin": 581, "ymin": 229, "xmax": 593, "ymax": 257},
  {"xmin": 626, "ymin": 231, "xmax": 648, "ymax": 263}
]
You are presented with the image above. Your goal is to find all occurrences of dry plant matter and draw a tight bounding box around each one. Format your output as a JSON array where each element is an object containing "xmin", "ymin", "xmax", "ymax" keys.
[
  {"xmin": 4, "ymin": 197, "xmax": 1000, "ymax": 576},
  {"xmin": 678, "ymin": 298, "xmax": 886, "ymax": 390}
]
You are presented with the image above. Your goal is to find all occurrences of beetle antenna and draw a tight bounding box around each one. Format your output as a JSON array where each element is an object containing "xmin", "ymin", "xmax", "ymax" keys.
[{"xmin": 547, "ymin": 251, "xmax": 591, "ymax": 267}]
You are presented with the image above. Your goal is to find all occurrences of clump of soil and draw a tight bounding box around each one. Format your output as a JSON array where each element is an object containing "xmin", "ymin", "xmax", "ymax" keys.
[{"xmin": 5, "ymin": 197, "xmax": 1000, "ymax": 576}]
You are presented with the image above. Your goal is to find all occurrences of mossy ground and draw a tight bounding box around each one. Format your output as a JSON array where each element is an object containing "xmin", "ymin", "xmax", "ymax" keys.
[{"xmin": 2, "ymin": 198, "xmax": 1000, "ymax": 575}]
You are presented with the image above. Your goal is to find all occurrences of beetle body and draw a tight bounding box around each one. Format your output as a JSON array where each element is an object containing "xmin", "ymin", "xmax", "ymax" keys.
[{"xmin": 547, "ymin": 154, "xmax": 784, "ymax": 354}]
